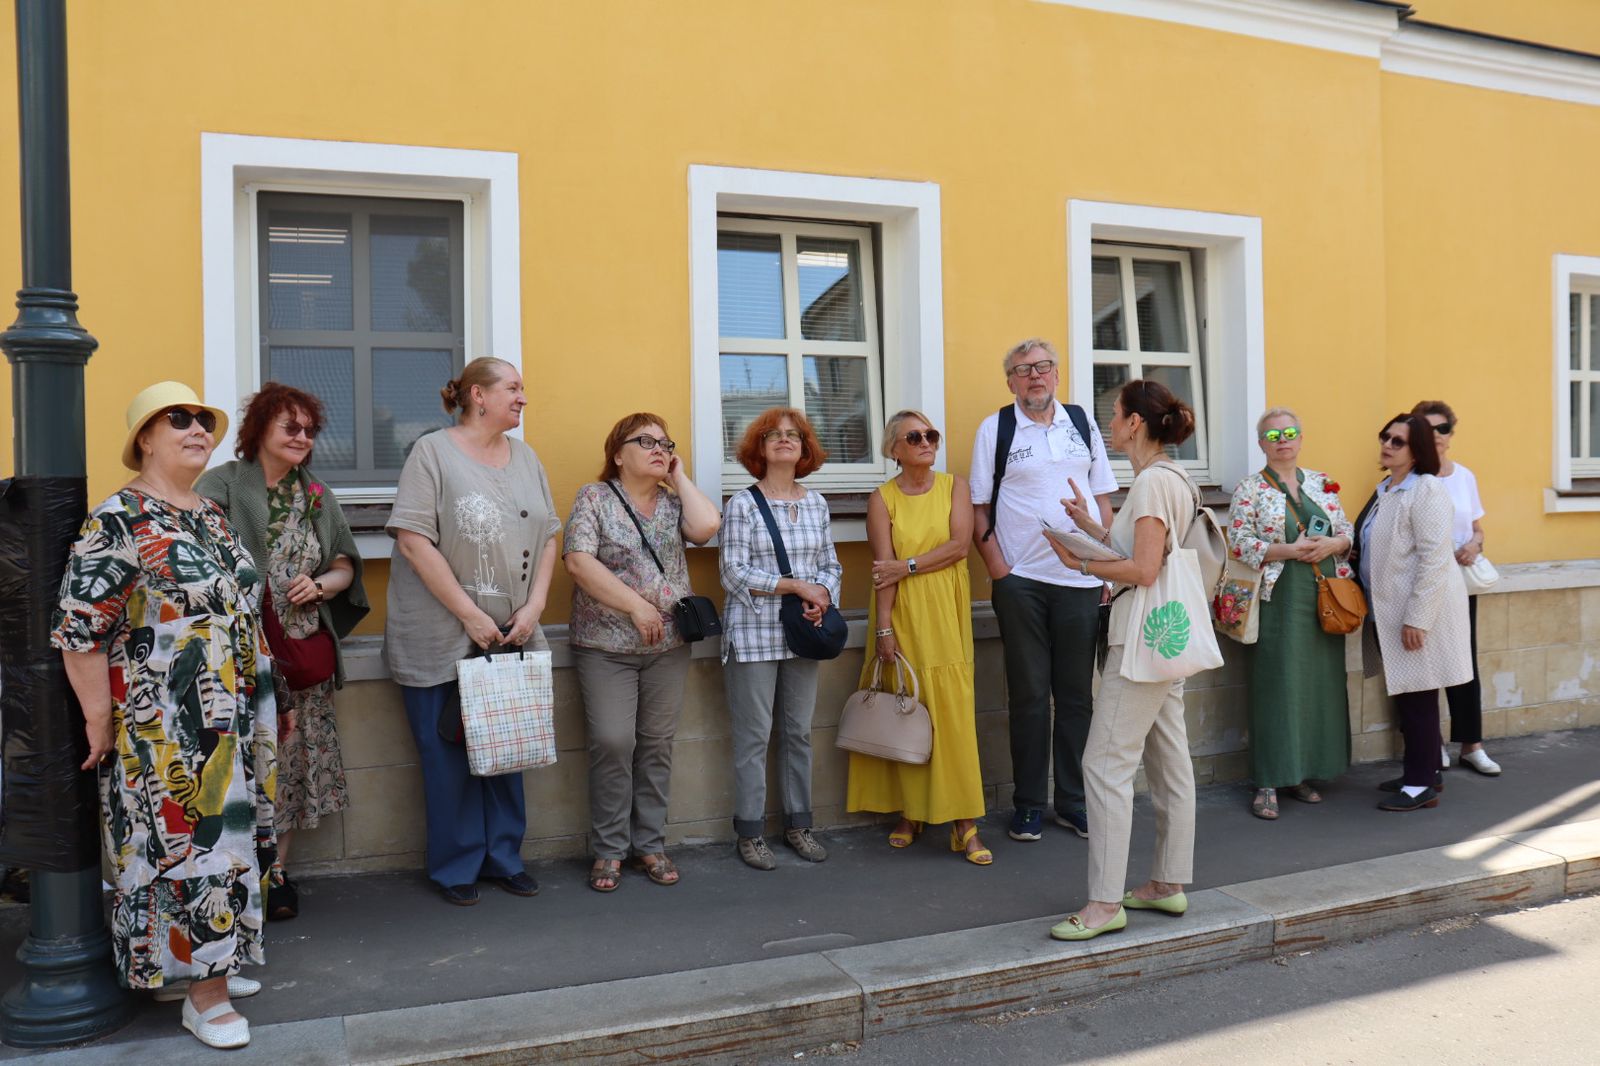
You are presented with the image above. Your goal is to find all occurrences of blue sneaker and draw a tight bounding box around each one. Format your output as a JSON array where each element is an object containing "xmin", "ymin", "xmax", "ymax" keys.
[
  {"xmin": 1055, "ymin": 809, "xmax": 1089, "ymax": 838},
  {"xmin": 1008, "ymin": 808, "xmax": 1043, "ymax": 841}
]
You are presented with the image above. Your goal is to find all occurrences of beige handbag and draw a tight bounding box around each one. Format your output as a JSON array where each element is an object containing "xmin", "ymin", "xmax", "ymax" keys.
[{"xmin": 836, "ymin": 652, "xmax": 933, "ymax": 765}]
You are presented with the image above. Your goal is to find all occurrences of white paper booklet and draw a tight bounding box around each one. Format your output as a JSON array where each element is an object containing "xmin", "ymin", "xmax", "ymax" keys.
[{"xmin": 1040, "ymin": 521, "xmax": 1127, "ymax": 562}]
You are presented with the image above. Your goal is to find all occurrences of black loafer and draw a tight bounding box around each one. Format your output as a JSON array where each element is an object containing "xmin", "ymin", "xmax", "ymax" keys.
[
  {"xmin": 441, "ymin": 883, "xmax": 480, "ymax": 906},
  {"xmin": 487, "ymin": 871, "xmax": 540, "ymax": 897},
  {"xmin": 1379, "ymin": 774, "xmax": 1443, "ymax": 793},
  {"xmin": 1378, "ymin": 787, "xmax": 1440, "ymax": 812},
  {"xmin": 266, "ymin": 874, "xmax": 299, "ymax": 921}
]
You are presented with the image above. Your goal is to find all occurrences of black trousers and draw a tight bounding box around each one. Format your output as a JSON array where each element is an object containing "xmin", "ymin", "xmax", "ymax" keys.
[
  {"xmin": 1394, "ymin": 688, "xmax": 1444, "ymax": 788},
  {"xmin": 1444, "ymin": 595, "xmax": 1482, "ymax": 745}
]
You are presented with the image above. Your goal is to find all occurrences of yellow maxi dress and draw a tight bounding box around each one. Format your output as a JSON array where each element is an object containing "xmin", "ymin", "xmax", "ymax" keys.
[{"xmin": 847, "ymin": 473, "xmax": 986, "ymax": 824}]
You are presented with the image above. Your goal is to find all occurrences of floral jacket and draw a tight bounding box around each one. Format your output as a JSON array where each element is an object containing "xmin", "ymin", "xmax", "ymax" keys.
[{"xmin": 1226, "ymin": 467, "xmax": 1355, "ymax": 602}]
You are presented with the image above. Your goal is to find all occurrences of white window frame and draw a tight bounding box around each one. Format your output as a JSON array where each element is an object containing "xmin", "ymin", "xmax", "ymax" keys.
[
  {"xmin": 689, "ymin": 165, "xmax": 945, "ymax": 529},
  {"xmin": 1068, "ymin": 199, "xmax": 1265, "ymax": 491},
  {"xmin": 716, "ymin": 216, "xmax": 884, "ymax": 486},
  {"xmin": 1089, "ymin": 242, "xmax": 1208, "ymax": 478},
  {"xmin": 1548, "ymin": 254, "xmax": 1600, "ymax": 512},
  {"xmin": 200, "ymin": 133, "xmax": 521, "ymax": 510}
]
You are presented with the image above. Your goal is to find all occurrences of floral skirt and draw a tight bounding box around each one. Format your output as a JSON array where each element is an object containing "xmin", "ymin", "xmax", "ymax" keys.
[{"xmin": 275, "ymin": 679, "xmax": 348, "ymax": 833}]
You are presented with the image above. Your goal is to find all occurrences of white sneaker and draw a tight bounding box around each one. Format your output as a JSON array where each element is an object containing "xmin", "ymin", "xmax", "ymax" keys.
[
  {"xmin": 153, "ymin": 975, "xmax": 261, "ymax": 1002},
  {"xmin": 1461, "ymin": 748, "xmax": 1502, "ymax": 776},
  {"xmin": 1440, "ymin": 744, "xmax": 1451, "ymax": 770},
  {"xmin": 181, "ymin": 997, "xmax": 250, "ymax": 1049}
]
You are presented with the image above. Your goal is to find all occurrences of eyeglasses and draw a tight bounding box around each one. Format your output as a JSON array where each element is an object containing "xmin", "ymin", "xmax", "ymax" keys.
[
  {"xmin": 624, "ymin": 434, "xmax": 675, "ymax": 453},
  {"xmin": 162, "ymin": 408, "xmax": 218, "ymax": 434},
  {"xmin": 1260, "ymin": 426, "xmax": 1301, "ymax": 443},
  {"xmin": 1378, "ymin": 431, "xmax": 1410, "ymax": 449},
  {"xmin": 902, "ymin": 429, "xmax": 941, "ymax": 447},
  {"xmin": 1429, "ymin": 421, "xmax": 1455, "ymax": 435},
  {"xmin": 1008, "ymin": 359, "xmax": 1057, "ymax": 379},
  {"xmin": 276, "ymin": 420, "xmax": 319, "ymax": 440},
  {"xmin": 763, "ymin": 428, "xmax": 803, "ymax": 443}
]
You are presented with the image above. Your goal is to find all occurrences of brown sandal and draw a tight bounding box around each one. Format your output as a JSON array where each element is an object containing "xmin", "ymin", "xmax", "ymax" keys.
[
  {"xmin": 632, "ymin": 854, "xmax": 680, "ymax": 886},
  {"xmin": 1251, "ymin": 788, "xmax": 1279, "ymax": 820},
  {"xmin": 588, "ymin": 859, "xmax": 621, "ymax": 893},
  {"xmin": 1287, "ymin": 783, "xmax": 1323, "ymax": 804}
]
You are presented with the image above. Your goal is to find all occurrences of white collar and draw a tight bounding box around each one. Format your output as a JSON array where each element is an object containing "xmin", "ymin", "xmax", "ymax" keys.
[
  {"xmin": 1011, "ymin": 398, "xmax": 1068, "ymax": 429},
  {"xmin": 1379, "ymin": 470, "xmax": 1420, "ymax": 495}
]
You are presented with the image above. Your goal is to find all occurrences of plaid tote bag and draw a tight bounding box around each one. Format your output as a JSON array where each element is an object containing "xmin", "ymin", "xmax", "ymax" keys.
[{"xmin": 456, "ymin": 647, "xmax": 557, "ymax": 776}]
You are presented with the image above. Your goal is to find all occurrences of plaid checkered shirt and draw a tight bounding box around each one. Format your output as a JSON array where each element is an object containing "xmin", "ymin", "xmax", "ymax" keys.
[{"xmin": 718, "ymin": 488, "xmax": 843, "ymax": 663}]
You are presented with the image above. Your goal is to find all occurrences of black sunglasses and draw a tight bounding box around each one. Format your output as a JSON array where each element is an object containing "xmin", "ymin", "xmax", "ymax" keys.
[
  {"xmin": 1430, "ymin": 421, "xmax": 1455, "ymax": 435},
  {"xmin": 903, "ymin": 429, "xmax": 941, "ymax": 447},
  {"xmin": 277, "ymin": 419, "xmax": 320, "ymax": 440},
  {"xmin": 1378, "ymin": 430, "xmax": 1410, "ymax": 448},
  {"xmin": 162, "ymin": 407, "xmax": 218, "ymax": 434}
]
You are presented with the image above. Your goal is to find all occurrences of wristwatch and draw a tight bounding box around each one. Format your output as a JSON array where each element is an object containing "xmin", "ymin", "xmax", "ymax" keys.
[
  {"xmin": 907, "ymin": 557, "xmax": 918, "ymax": 574},
  {"xmin": 1079, "ymin": 559, "xmax": 1093, "ymax": 577},
  {"xmin": 314, "ymin": 579, "xmax": 325, "ymax": 603}
]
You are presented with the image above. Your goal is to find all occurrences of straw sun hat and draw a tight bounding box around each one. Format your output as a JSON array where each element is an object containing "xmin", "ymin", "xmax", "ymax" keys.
[{"xmin": 121, "ymin": 381, "xmax": 230, "ymax": 471}]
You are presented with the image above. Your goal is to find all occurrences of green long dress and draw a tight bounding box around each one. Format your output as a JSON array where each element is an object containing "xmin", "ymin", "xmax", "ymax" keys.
[{"xmin": 1250, "ymin": 478, "xmax": 1351, "ymax": 788}]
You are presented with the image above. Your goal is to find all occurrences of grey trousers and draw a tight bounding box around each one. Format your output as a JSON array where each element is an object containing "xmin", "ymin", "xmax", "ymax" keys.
[
  {"xmin": 572, "ymin": 643, "xmax": 692, "ymax": 860},
  {"xmin": 723, "ymin": 655, "xmax": 820, "ymax": 839}
]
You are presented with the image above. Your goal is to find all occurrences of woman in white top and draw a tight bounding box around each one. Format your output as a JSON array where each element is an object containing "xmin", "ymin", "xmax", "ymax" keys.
[{"xmin": 1411, "ymin": 401, "xmax": 1499, "ymax": 777}]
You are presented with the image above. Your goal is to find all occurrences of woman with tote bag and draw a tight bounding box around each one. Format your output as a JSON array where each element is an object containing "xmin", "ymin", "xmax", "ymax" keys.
[{"xmin": 1043, "ymin": 379, "xmax": 1204, "ymax": 941}]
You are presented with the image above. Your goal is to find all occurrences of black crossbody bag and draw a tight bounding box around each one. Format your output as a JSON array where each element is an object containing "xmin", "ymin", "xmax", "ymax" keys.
[
  {"xmin": 604, "ymin": 481, "xmax": 722, "ymax": 643},
  {"xmin": 747, "ymin": 486, "xmax": 848, "ymax": 660}
]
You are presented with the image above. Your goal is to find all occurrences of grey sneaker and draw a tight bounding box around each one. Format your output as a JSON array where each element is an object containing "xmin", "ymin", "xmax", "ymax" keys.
[
  {"xmin": 784, "ymin": 828, "xmax": 828, "ymax": 863},
  {"xmin": 737, "ymin": 836, "xmax": 777, "ymax": 871}
]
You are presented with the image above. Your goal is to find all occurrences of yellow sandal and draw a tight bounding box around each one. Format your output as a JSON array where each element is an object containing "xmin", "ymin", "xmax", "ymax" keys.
[
  {"xmin": 950, "ymin": 824, "xmax": 992, "ymax": 866},
  {"xmin": 888, "ymin": 821, "xmax": 923, "ymax": 849}
]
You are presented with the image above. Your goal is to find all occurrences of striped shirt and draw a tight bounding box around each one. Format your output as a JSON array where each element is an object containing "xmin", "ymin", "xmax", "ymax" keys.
[{"xmin": 718, "ymin": 488, "xmax": 843, "ymax": 663}]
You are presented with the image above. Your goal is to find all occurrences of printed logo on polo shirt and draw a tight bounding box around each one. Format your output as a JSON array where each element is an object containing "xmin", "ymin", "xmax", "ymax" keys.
[{"xmin": 1006, "ymin": 445, "xmax": 1035, "ymax": 464}]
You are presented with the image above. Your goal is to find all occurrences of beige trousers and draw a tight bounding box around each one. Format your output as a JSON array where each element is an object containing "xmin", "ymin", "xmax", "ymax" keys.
[{"xmin": 1084, "ymin": 644, "xmax": 1196, "ymax": 903}]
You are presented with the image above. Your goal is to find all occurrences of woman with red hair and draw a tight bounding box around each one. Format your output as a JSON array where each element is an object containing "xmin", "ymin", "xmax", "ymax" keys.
[{"xmin": 718, "ymin": 408, "xmax": 842, "ymax": 871}]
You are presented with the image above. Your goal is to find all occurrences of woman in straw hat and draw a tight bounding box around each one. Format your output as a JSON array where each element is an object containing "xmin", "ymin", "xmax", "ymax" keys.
[{"xmin": 51, "ymin": 381, "xmax": 278, "ymax": 1049}]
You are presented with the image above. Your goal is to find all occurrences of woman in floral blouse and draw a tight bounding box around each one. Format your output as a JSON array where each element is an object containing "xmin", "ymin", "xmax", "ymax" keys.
[
  {"xmin": 54, "ymin": 381, "xmax": 275, "ymax": 1048},
  {"xmin": 1227, "ymin": 408, "xmax": 1354, "ymax": 821},
  {"xmin": 198, "ymin": 382, "xmax": 368, "ymax": 921},
  {"xmin": 564, "ymin": 413, "xmax": 720, "ymax": 892}
]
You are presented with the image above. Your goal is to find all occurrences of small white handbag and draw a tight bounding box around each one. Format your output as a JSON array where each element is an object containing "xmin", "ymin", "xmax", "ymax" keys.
[
  {"xmin": 836, "ymin": 653, "xmax": 933, "ymax": 765},
  {"xmin": 1461, "ymin": 555, "xmax": 1500, "ymax": 595},
  {"xmin": 456, "ymin": 647, "xmax": 557, "ymax": 777}
]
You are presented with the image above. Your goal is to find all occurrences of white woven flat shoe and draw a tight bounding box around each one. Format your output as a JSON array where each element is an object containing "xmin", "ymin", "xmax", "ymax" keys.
[
  {"xmin": 153, "ymin": 975, "xmax": 261, "ymax": 1002},
  {"xmin": 1461, "ymin": 748, "xmax": 1502, "ymax": 776},
  {"xmin": 181, "ymin": 998, "xmax": 250, "ymax": 1049}
]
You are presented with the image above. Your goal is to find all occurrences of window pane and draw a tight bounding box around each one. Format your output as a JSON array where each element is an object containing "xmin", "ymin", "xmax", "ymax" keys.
[
  {"xmin": 1146, "ymin": 365, "xmax": 1200, "ymax": 461},
  {"xmin": 720, "ymin": 353, "xmax": 789, "ymax": 459},
  {"xmin": 1590, "ymin": 381, "xmax": 1600, "ymax": 459},
  {"xmin": 718, "ymin": 233, "xmax": 785, "ymax": 338},
  {"xmin": 373, "ymin": 348, "xmax": 455, "ymax": 469},
  {"xmin": 266, "ymin": 210, "xmax": 353, "ymax": 330},
  {"xmin": 1093, "ymin": 363, "xmax": 1129, "ymax": 459},
  {"xmin": 1574, "ymin": 381, "xmax": 1582, "ymax": 459},
  {"xmin": 371, "ymin": 214, "xmax": 453, "ymax": 333},
  {"xmin": 1590, "ymin": 295, "xmax": 1600, "ymax": 372},
  {"xmin": 804, "ymin": 356, "xmax": 871, "ymax": 463},
  {"xmin": 269, "ymin": 347, "xmax": 356, "ymax": 472},
  {"xmin": 797, "ymin": 238, "xmax": 864, "ymax": 341},
  {"xmin": 1572, "ymin": 293, "xmax": 1583, "ymax": 370},
  {"xmin": 1133, "ymin": 260, "xmax": 1186, "ymax": 352},
  {"xmin": 1092, "ymin": 257, "xmax": 1125, "ymax": 350}
]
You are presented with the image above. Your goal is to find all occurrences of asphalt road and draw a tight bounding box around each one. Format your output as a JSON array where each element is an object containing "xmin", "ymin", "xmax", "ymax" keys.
[{"xmin": 776, "ymin": 892, "xmax": 1600, "ymax": 1065}]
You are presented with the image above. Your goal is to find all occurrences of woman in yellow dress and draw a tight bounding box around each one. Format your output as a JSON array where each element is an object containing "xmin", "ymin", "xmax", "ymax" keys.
[{"xmin": 848, "ymin": 410, "xmax": 991, "ymax": 864}]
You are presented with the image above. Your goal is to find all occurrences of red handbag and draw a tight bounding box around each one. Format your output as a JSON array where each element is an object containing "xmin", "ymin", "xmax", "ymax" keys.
[{"xmin": 260, "ymin": 586, "xmax": 337, "ymax": 690}]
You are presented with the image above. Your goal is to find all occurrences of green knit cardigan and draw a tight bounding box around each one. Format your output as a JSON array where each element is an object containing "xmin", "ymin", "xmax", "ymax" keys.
[{"xmin": 196, "ymin": 459, "xmax": 370, "ymax": 688}]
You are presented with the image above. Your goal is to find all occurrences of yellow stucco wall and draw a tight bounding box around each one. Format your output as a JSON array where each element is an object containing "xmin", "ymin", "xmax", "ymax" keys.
[{"xmin": 0, "ymin": 1, "xmax": 1595, "ymax": 634}]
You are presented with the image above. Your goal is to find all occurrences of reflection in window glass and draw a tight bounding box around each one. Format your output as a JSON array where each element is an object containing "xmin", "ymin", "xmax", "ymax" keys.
[
  {"xmin": 266, "ymin": 211, "xmax": 353, "ymax": 331},
  {"xmin": 718, "ymin": 233, "xmax": 785, "ymax": 339},
  {"xmin": 1092, "ymin": 257, "xmax": 1125, "ymax": 350},
  {"xmin": 1133, "ymin": 260, "xmax": 1187, "ymax": 352},
  {"xmin": 270, "ymin": 347, "xmax": 356, "ymax": 471},
  {"xmin": 720, "ymin": 353, "xmax": 789, "ymax": 459},
  {"xmin": 804, "ymin": 356, "xmax": 871, "ymax": 463},
  {"xmin": 373, "ymin": 349, "xmax": 455, "ymax": 469},
  {"xmin": 1093, "ymin": 364, "xmax": 1129, "ymax": 458},
  {"xmin": 797, "ymin": 239, "xmax": 864, "ymax": 341},
  {"xmin": 371, "ymin": 215, "xmax": 453, "ymax": 333},
  {"xmin": 1146, "ymin": 365, "xmax": 1200, "ymax": 461}
]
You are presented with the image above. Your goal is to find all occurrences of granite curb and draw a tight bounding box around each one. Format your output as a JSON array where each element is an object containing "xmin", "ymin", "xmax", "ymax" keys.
[{"xmin": 29, "ymin": 818, "xmax": 1600, "ymax": 1065}]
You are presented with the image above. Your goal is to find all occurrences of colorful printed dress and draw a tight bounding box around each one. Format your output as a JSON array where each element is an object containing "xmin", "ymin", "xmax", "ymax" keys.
[
  {"xmin": 51, "ymin": 489, "xmax": 277, "ymax": 990},
  {"xmin": 266, "ymin": 476, "xmax": 347, "ymax": 831}
]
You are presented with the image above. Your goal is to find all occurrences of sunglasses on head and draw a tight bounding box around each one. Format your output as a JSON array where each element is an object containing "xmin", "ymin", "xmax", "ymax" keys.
[
  {"xmin": 1260, "ymin": 426, "xmax": 1300, "ymax": 443},
  {"xmin": 162, "ymin": 407, "xmax": 218, "ymax": 434},
  {"xmin": 1378, "ymin": 430, "xmax": 1410, "ymax": 448},
  {"xmin": 276, "ymin": 419, "xmax": 319, "ymax": 440},
  {"xmin": 902, "ymin": 429, "xmax": 941, "ymax": 447}
]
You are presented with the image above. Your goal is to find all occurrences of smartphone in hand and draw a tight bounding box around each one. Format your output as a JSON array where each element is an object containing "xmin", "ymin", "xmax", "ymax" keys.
[{"xmin": 1307, "ymin": 515, "xmax": 1331, "ymax": 538}]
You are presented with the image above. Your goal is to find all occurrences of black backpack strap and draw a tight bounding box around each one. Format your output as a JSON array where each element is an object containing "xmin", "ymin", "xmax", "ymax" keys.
[
  {"xmin": 603, "ymin": 480, "xmax": 667, "ymax": 577},
  {"xmin": 746, "ymin": 486, "xmax": 794, "ymax": 578},
  {"xmin": 1064, "ymin": 403, "xmax": 1096, "ymax": 476},
  {"xmin": 981, "ymin": 404, "xmax": 1017, "ymax": 543}
]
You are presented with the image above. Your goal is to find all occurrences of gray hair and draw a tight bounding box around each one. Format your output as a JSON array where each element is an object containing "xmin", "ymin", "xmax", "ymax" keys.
[
  {"xmin": 882, "ymin": 409, "xmax": 936, "ymax": 459},
  {"xmin": 1002, "ymin": 337, "xmax": 1059, "ymax": 373},
  {"xmin": 1255, "ymin": 406, "xmax": 1300, "ymax": 438}
]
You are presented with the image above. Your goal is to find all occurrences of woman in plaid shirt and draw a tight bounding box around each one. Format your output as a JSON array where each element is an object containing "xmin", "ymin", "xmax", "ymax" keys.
[{"xmin": 720, "ymin": 408, "xmax": 843, "ymax": 871}]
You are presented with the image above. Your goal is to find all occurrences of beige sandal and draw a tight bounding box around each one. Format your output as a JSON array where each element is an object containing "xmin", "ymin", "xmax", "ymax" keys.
[{"xmin": 588, "ymin": 858, "xmax": 621, "ymax": 893}]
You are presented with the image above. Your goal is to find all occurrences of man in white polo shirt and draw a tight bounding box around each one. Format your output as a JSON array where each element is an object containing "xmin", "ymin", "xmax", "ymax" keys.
[{"xmin": 971, "ymin": 338, "xmax": 1116, "ymax": 843}]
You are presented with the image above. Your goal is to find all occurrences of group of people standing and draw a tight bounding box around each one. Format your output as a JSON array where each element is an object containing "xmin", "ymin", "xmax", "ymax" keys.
[{"xmin": 50, "ymin": 342, "xmax": 1498, "ymax": 1046}]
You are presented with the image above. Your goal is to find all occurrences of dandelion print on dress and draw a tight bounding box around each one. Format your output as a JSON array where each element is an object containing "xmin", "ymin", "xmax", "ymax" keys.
[{"xmin": 454, "ymin": 491, "xmax": 507, "ymax": 606}]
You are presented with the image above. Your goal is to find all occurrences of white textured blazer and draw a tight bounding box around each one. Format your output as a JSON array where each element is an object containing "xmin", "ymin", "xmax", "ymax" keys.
[{"xmin": 1356, "ymin": 474, "xmax": 1473, "ymax": 696}]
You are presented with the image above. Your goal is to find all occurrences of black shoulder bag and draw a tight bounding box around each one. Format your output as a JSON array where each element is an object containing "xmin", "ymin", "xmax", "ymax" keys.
[
  {"xmin": 747, "ymin": 486, "xmax": 848, "ymax": 660},
  {"xmin": 603, "ymin": 481, "xmax": 722, "ymax": 643},
  {"xmin": 981, "ymin": 402, "xmax": 1096, "ymax": 541}
]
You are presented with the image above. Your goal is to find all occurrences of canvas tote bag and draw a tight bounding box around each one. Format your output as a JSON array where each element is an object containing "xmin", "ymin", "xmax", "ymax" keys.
[
  {"xmin": 456, "ymin": 642, "xmax": 557, "ymax": 777},
  {"xmin": 1120, "ymin": 468, "xmax": 1226, "ymax": 683}
]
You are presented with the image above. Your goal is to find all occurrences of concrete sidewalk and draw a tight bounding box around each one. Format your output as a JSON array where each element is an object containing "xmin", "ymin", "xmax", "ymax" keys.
[{"xmin": 3, "ymin": 727, "xmax": 1598, "ymax": 1064}]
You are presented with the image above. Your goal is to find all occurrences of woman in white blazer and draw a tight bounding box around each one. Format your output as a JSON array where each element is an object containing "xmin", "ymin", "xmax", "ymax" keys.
[{"xmin": 1350, "ymin": 413, "xmax": 1473, "ymax": 812}]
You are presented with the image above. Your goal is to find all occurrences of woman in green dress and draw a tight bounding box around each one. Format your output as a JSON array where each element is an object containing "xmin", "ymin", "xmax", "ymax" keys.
[{"xmin": 1226, "ymin": 408, "xmax": 1354, "ymax": 821}]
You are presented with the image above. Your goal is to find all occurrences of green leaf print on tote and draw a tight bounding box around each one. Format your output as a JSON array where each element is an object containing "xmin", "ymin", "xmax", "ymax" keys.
[{"xmin": 1141, "ymin": 601, "xmax": 1191, "ymax": 660}]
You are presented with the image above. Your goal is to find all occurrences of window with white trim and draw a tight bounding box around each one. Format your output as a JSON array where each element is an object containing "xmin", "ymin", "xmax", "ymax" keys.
[
  {"xmin": 716, "ymin": 216, "xmax": 883, "ymax": 484},
  {"xmin": 1090, "ymin": 242, "xmax": 1208, "ymax": 473},
  {"xmin": 1568, "ymin": 283, "xmax": 1600, "ymax": 477}
]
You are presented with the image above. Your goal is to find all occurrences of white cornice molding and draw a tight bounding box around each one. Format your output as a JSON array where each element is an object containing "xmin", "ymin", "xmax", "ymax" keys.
[
  {"xmin": 1033, "ymin": 0, "xmax": 1401, "ymax": 58},
  {"xmin": 1382, "ymin": 23, "xmax": 1600, "ymax": 108}
]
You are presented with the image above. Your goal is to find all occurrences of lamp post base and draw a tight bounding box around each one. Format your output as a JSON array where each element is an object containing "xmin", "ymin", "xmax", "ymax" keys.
[{"xmin": 0, "ymin": 870, "xmax": 131, "ymax": 1049}]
